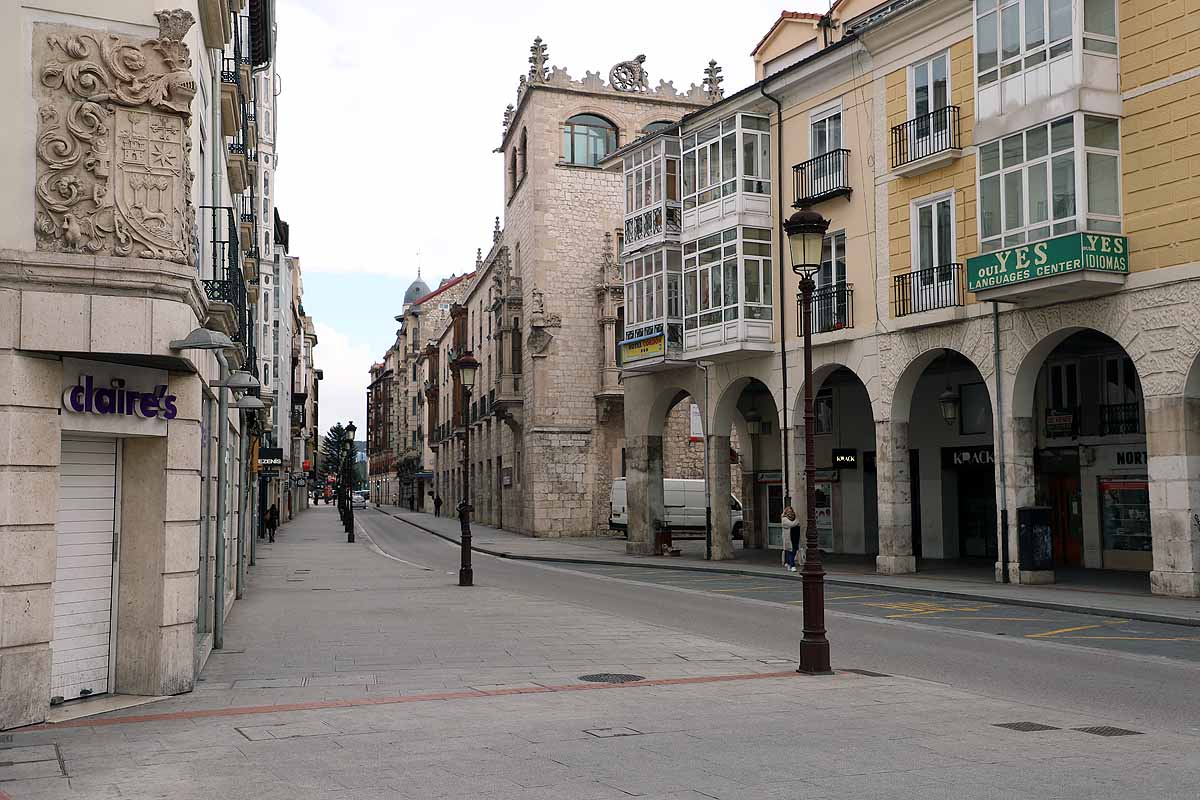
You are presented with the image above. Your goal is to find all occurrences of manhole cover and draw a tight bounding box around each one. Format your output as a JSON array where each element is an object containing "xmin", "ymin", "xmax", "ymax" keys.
[
  {"xmin": 578, "ymin": 673, "xmax": 644, "ymax": 684},
  {"xmin": 994, "ymin": 722, "xmax": 1060, "ymax": 732},
  {"xmin": 1073, "ymin": 726, "xmax": 1143, "ymax": 737}
]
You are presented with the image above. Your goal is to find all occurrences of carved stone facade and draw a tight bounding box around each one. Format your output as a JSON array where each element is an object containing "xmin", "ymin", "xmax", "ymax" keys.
[{"xmin": 33, "ymin": 17, "xmax": 197, "ymax": 264}]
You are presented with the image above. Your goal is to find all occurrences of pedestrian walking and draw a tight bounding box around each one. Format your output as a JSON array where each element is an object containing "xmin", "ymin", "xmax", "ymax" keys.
[
  {"xmin": 781, "ymin": 505, "xmax": 799, "ymax": 573},
  {"xmin": 266, "ymin": 502, "xmax": 279, "ymax": 543},
  {"xmin": 433, "ymin": 493, "xmax": 443, "ymax": 517}
]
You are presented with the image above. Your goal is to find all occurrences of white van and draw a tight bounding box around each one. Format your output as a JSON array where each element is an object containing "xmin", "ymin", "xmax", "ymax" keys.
[{"xmin": 609, "ymin": 478, "xmax": 743, "ymax": 539}]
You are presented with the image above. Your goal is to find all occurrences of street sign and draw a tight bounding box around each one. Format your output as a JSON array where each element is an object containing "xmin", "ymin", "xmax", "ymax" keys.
[
  {"xmin": 832, "ymin": 448, "xmax": 858, "ymax": 469},
  {"xmin": 258, "ymin": 447, "xmax": 283, "ymax": 468}
]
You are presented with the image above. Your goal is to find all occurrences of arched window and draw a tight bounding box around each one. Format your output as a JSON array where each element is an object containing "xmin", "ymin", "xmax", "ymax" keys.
[
  {"xmin": 643, "ymin": 120, "xmax": 674, "ymax": 135},
  {"xmin": 519, "ymin": 129, "xmax": 528, "ymax": 178},
  {"xmin": 508, "ymin": 148, "xmax": 518, "ymax": 197},
  {"xmin": 562, "ymin": 114, "xmax": 617, "ymax": 166}
]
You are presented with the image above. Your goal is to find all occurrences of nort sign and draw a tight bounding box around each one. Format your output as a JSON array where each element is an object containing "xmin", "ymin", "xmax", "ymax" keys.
[{"xmin": 62, "ymin": 375, "xmax": 179, "ymax": 420}]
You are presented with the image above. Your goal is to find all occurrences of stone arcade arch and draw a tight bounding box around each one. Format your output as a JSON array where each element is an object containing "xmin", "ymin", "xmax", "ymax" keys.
[
  {"xmin": 710, "ymin": 377, "xmax": 781, "ymax": 560},
  {"xmin": 790, "ymin": 366, "xmax": 879, "ymax": 559}
]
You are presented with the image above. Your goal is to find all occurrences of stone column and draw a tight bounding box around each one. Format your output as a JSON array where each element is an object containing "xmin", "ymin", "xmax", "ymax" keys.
[
  {"xmin": 709, "ymin": 435, "xmax": 734, "ymax": 560},
  {"xmin": 626, "ymin": 435, "xmax": 662, "ymax": 555},
  {"xmin": 0, "ymin": 342, "xmax": 61, "ymax": 729},
  {"xmin": 1146, "ymin": 395, "xmax": 1200, "ymax": 597},
  {"xmin": 741, "ymin": 470, "xmax": 760, "ymax": 548},
  {"xmin": 116, "ymin": 373, "xmax": 201, "ymax": 697},
  {"xmin": 875, "ymin": 420, "xmax": 916, "ymax": 574},
  {"xmin": 1000, "ymin": 415, "xmax": 1049, "ymax": 583}
]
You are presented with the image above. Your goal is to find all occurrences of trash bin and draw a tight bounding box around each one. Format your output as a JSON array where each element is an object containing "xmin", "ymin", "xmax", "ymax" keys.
[{"xmin": 1017, "ymin": 506, "xmax": 1053, "ymax": 571}]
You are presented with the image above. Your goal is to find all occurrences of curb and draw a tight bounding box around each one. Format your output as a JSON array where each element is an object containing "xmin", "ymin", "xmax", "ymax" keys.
[{"xmin": 375, "ymin": 508, "xmax": 1200, "ymax": 629}]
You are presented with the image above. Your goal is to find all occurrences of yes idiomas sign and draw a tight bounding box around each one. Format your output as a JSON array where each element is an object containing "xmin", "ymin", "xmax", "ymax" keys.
[{"xmin": 966, "ymin": 233, "xmax": 1128, "ymax": 293}]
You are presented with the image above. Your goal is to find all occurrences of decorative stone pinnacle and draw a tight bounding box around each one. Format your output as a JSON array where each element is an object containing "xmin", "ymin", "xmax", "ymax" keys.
[
  {"xmin": 476, "ymin": 248, "xmax": 483, "ymax": 268},
  {"xmin": 703, "ymin": 59, "xmax": 724, "ymax": 102},
  {"xmin": 528, "ymin": 36, "xmax": 548, "ymax": 83},
  {"xmin": 502, "ymin": 104, "xmax": 514, "ymax": 134},
  {"xmin": 493, "ymin": 216, "xmax": 501, "ymax": 243}
]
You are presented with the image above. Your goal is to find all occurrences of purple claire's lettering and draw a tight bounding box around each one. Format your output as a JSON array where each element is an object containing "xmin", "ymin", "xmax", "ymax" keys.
[{"xmin": 61, "ymin": 376, "xmax": 178, "ymax": 421}]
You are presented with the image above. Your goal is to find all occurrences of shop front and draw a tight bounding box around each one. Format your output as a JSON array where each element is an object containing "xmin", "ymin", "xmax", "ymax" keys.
[{"xmin": 941, "ymin": 445, "xmax": 998, "ymax": 561}]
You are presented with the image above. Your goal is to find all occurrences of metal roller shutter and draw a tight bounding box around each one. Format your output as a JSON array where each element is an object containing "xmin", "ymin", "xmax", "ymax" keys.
[{"xmin": 52, "ymin": 436, "xmax": 118, "ymax": 701}]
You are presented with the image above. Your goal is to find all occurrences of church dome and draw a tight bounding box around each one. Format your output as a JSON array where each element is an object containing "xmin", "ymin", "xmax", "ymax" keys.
[{"xmin": 403, "ymin": 276, "xmax": 431, "ymax": 305}]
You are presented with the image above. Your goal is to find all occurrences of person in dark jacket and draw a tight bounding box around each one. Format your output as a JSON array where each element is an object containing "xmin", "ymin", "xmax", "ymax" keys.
[
  {"xmin": 433, "ymin": 494, "xmax": 443, "ymax": 517},
  {"xmin": 265, "ymin": 502, "xmax": 279, "ymax": 543}
]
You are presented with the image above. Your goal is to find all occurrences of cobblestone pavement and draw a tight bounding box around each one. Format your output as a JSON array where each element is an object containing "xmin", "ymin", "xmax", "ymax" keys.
[{"xmin": 3, "ymin": 507, "xmax": 1198, "ymax": 799}]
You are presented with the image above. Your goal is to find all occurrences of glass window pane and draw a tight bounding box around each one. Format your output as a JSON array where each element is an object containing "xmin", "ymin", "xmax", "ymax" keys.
[
  {"xmin": 918, "ymin": 204, "xmax": 933, "ymax": 270},
  {"xmin": 1087, "ymin": 153, "xmax": 1120, "ymax": 215},
  {"xmin": 1084, "ymin": 0, "xmax": 1116, "ymax": 36},
  {"xmin": 932, "ymin": 55, "xmax": 949, "ymax": 109},
  {"xmin": 709, "ymin": 143, "xmax": 721, "ymax": 186},
  {"xmin": 711, "ymin": 264, "xmax": 723, "ymax": 307},
  {"xmin": 1085, "ymin": 116, "xmax": 1120, "ymax": 150},
  {"xmin": 1001, "ymin": 3, "xmax": 1021, "ymax": 61},
  {"xmin": 1002, "ymin": 134, "xmax": 1024, "ymax": 168},
  {"xmin": 760, "ymin": 134, "xmax": 771, "ymax": 180},
  {"xmin": 978, "ymin": 12, "xmax": 998, "ymax": 72},
  {"xmin": 978, "ymin": 0, "xmax": 997, "ymax": 10},
  {"xmin": 937, "ymin": 200, "xmax": 953, "ymax": 264},
  {"xmin": 685, "ymin": 272, "xmax": 697, "ymax": 315},
  {"xmin": 1049, "ymin": 0, "xmax": 1071, "ymax": 42},
  {"xmin": 683, "ymin": 152, "xmax": 696, "ymax": 196},
  {"xmin": 699, "ymin": 270, "xmax": 710, "ymax": 310},
  {"xmin": 1004, "ymin": 170, "xmax": 1024, "ymax": 230},
  {"xmin": 914, "ymin": 63, "xmax": 929, "ymax": 116},
  {"xmin": 1052, "ymin": 154, "xmax": 1076, "ymax": 219},
  {"xmin": 723, "ymin": 260, "xmax": 738, "ymax": 306},
  {"xmin": 655, "ymin": 275, "xmax": 663, "ymax": 318},
  {"xmin": 981, "ymin": 175, "xmax": 1002, "ymax": 238},
  {"xmin": 1026, "ymin": 0, "xmax": 1046, "ymax": 48},
  {"xmin": 1028, "ymin": 161, "xmax": 1049, "ymax": 224},
  {"xmin": 1026, "ymin": 126, "xmax": 1048, "ymax": 159},
  {"xmin": 1051, "ymin": 117, "xmax": 1074, "ymax": 152},
  {"xmin": 981, "ymin": 142, "xmax": 1001, "ymax": 174},
  {"xmin": 742, "ymin": 133, "xmax": 757, "ymax": 178},
  {"xmin": 722, "ymin": 133, "xmax": 736, "ymax": 181},
  {"xmin": 744, "ymin": 259, "xmax": 760, "ymax": 303},
  {"xmin": 834, "ymin": 232, "xmax": 847, "ymax": 283},
  {"xmin": 763, "ymin": 258, "xmax": 772, "ymax": 302}
]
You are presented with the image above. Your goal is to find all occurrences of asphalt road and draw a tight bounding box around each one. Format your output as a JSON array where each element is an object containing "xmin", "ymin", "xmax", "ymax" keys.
[{"xmin": 357, "ymin": 509, "xmax": 1200, "ymax": 735}]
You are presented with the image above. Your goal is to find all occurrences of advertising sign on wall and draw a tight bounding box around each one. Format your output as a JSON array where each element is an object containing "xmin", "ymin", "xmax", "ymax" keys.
[
  {"xmin": 965, "ymin": 233, "xmax": 1128, "ymax": 293},
  {"xmin": 621, "ymin": 333, "xmax": 665, "ymax": 364},
  {"xmin": 60, "ymin": 358, "xmax": 173, "ymax": 436}
]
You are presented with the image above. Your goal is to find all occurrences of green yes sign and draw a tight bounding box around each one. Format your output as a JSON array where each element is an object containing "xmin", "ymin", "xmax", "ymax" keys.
[{"xmin": 966, "ymin": 233, "xmax": 1128, "ymax": 293}]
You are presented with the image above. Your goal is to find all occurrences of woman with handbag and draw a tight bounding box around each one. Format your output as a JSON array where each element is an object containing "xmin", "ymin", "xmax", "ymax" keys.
[{"xmin": 780, "ymin": 506, "xmax": 799, "ymax": 572}]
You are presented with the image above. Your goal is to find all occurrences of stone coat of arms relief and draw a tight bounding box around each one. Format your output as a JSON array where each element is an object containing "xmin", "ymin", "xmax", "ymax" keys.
[{"xmin": 34, "ymin": 10, "xmax": 197, "ymax": 265}]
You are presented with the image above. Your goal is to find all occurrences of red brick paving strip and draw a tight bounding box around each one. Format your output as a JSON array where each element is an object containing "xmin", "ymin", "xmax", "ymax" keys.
[{"xmin": 24, "ymin": 670, "xmax": 816, "ymax": 731}]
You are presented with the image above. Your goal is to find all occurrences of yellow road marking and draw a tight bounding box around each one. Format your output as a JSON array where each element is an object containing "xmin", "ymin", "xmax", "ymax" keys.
[
  {"xmin": 826, "ymin": 594, "xmax": 880, "ymax": 601},
  {"xmin": 1026, "ymin": 624, "xmax": 1104, "ymax": 638},
  {"xmin": 1064, "ymin": 635, "xmax": 1200, "ymax": 642},
  {"xmin": 711, "ymin": 585, "xmax": 780, "ymax": 593}
]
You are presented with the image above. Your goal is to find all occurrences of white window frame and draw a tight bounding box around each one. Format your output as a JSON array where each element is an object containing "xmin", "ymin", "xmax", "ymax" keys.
[
  {"xmin": 907, "ymin": 51, "xmax": 951, "ymax": 121},
  {"xmin": 910, "ymin": 190, "xmax": 957, "ymax": 270},
  {"xmin": 808, "ymin": 100, "xmax": 843, "ymax": 160},
  {"xmin": 974, "ymin": 0, "xmax": 1075, "ymax": 90}
]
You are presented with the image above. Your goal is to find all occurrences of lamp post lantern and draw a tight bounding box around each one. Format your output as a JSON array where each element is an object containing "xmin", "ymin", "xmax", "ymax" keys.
[
  {"xmin": 784, "ymin": 208, "xmax": 832, "ymax": 675},
  {"xmin": 453, "ymin": 352, "xmax": 478, "ymax": 587}
]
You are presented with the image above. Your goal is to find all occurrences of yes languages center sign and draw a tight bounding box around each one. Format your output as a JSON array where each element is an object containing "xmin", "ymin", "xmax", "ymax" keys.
[{"xmin": 966, "ymin": 233, "xmax": 1128, "ymax": 293}]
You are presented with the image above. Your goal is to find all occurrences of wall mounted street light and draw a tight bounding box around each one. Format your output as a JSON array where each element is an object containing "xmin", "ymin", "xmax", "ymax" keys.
[
  {"xmin": 938, "ymin": 385, "xmax": 961, "ymax": 427},
  {"xmin": 783, "ymin": 208, "xmax": 832, "ymax": 676},
  {"xmin": 453, "ymin": 351, "xmax": 478, "ymax": 587}
]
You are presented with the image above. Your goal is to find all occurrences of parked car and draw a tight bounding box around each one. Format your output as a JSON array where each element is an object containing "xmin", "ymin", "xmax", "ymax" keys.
[
  {"xmin": 609, "ymin": 478, "xmax": 743, "ymax": 539},
  {"xmin": 351, "ymin": 491, "xmax": 368, "ymax": 509}
]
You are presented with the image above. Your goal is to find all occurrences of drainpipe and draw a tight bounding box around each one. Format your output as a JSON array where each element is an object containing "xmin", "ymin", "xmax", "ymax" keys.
[
  {"xmin": 761, "ymin": 83, "xmax": 791, "ymax": 507},
  {"xmin": 992, "ymin": 302, "xmax": 1010, "ymax": 583},
  {"xmin": 214, "ymin": 351, "xmax": 230, "ymax": 649},
  {"xmin": 210, "ymin": 48, "xmax": 221, "ymax": 279}
]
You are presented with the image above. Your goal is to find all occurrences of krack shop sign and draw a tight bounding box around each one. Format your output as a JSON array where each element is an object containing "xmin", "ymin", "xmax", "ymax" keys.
[{"xmin": 62, "ymin": 376, "xmax": 178, "ymax": 420}]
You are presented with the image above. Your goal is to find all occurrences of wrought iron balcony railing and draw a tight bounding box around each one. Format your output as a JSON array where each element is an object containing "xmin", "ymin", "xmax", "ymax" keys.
[
  {"xmin": 792, "ymin": 149, "xmax": 851, "ymax": 207},
  {"xmin": 890, "ymin": 106, "xmax": 961, "ymax": 170},
  {"xmin": 1100, "ymin": 402, "xmax": 1142, "ymax": 436},
  {"xmin": 797, "ymin": 282, "xmax": 854, "ymax": 335},
  {"xmin": 199, "ymin": 204, "xmax": 248, "ymax": 344},
  {"xmin": 892, "ymin": 263, "xmax": 966, "ymax": 317}
]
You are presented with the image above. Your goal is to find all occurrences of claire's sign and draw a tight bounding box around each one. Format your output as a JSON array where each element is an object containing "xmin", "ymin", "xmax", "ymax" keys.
[
  {"xmin": 966, "ymin": 233, "xmax": 1128, "ymax": 293},
  {"xmin": 62, "ymin": 375, "xmax": 178, "ymax": 420}
]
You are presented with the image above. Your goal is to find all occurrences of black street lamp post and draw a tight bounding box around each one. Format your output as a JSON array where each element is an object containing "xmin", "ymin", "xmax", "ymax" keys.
[
  {"xmin": 343, "ymin": 421, "xmax": 357, "ymax": 542},
  {"xmin": 784, "ymin": 208, "xmax": 833, "ymax": 675},
  {"xmin": 452, "ymin": 352, "xmax": 478, "ymax": 587}
]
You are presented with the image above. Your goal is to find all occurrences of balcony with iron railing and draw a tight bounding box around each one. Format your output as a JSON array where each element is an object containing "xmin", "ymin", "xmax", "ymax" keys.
[
  {"xmin": 619, "ymin": 137, "xmax": 683, "ymax": 254},
  {"xmin": 792, "ymin": 149, "xmax": 851, "ymax": 207},
  {"xmin": 1100, "ymin": 402, "xmax": 1143, "ymax": 436},
  {"xmin": 890, "ymin": 106, "xmax": 962, "ymax": 175},
  {"xmin": 797, "ymin": 282, "xmax": 854, "ymax": 335},
  {"xmin": 892, "ymin": 263, "xmax": 966, "ymax": 317},
  {"xmin": 199, "ymin": 205, "xmax": 248, "ymax": 345}
]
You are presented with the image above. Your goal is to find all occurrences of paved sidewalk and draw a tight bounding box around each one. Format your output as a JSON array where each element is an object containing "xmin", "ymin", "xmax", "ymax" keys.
[
  {"xmin": 4, "ymin": 505, "xmax": 1199, "ymax": 799},
  {"xmin": 380, "ymin": 506, "xmax": 1200, "ymax": 627}
]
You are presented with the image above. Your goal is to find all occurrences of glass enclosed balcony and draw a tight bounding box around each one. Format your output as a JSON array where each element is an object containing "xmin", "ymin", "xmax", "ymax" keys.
[
  {"xmin": 619, "ymin": 246, "xmax": 684, "ymax": 371},
  {"xmin": 681, "ymin": 113, "xmax": 772, "ymax": 234},
  {"xmin": 622, "ymin": 138, "xmax": 682, "ymax": 253},
  {"xmin": 681, "ymin": 226, "xmax": 775, "ymax": 354}
]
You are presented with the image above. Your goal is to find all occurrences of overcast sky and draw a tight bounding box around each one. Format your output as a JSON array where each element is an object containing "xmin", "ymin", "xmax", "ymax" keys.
[{"xmin": 276, "ymin": 0, "xmax": 830, "ymax": 437}]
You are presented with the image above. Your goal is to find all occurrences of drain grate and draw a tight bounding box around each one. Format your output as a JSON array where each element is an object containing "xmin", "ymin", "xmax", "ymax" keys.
[
  {"xmin": 578, "ymin": 673, "xmax": 644, "ymax": 684},
  {"xmin": 1073, "ymin": 726, "xmax": 1143, "ymax": 737},
  {"xmin": 994, "ymin": 722, "xmax": 1061, "ymax": 732},
  {"xmin": 841, "ymin": 668, "xmax": 891, "ymax": 678},
  {"xmin": 584, "ymin": 727, "xmax": 643, "ymax": 738}
]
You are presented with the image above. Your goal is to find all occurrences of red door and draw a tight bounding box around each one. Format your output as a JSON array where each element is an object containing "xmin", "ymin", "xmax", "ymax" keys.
[{"xmin": 1048, "ymin": 477, "xmax": 1082, "ymax": 566}]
